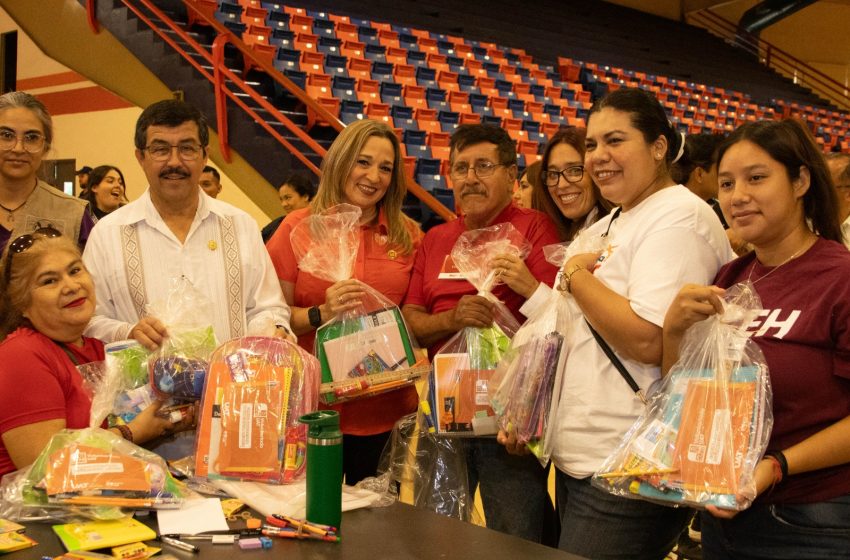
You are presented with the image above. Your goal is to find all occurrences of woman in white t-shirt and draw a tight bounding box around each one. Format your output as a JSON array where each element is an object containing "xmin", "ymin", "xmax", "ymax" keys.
[{"xmin": 496, "ymin": 88, "xmax": 733, "ymax": 559}]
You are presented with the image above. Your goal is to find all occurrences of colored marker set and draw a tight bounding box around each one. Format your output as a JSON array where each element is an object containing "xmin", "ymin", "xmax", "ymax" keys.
[{"xmin": 262, "ymin": 514, "xmax": 340, "ymax": 543}]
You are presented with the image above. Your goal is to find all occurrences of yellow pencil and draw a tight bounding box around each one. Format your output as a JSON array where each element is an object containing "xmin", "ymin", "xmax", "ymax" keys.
[{"xmin": 597, "ymin": 468, "xmax": 678, "ymax": 479}]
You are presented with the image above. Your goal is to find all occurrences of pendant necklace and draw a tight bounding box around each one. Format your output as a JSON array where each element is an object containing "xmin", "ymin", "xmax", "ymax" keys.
[
  {"xmin": 0, "ymin": 200, "xmax": 26, "ymax": 223},
  {"xmin": 746, "ymin": 238, "xmax": 816, "ymax": 285},
  {"xmin": 1, "ymin": 180, "xmax": 37, "ymax": 224}
]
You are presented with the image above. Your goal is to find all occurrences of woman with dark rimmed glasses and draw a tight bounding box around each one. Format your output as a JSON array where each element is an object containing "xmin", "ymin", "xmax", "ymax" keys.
[
  {"xmin": 0, "ymin": 229, "xmax": 193, "ymax": 478},
  {"xmin": 0, "ymin": 92, "xmax": 94, "ymax": 254}
]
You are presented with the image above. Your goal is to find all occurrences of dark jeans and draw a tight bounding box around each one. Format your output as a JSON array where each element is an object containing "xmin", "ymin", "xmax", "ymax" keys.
[
  {"xmin": 462, "ymin": 438, "xmax": 552, "ymax": 543},
  {"xmin": 701, "ymin": 493, "xmax": 850, "ymax": 560},
  {"xmin": 342, "ymin": 431, "xmax": 391, "ymax": 485},
  {"xmin": 556, "ymin": 470, "xmax": 690, "ymax": 560}
]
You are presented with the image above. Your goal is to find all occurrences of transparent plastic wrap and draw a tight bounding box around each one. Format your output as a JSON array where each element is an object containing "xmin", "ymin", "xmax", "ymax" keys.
[
  {"xmin": 592, "ymin": 283, "xmax": 773, "ymax": 511},
  {"xmin": 195, "ymin": 336, "xmax": 321, "ymax": 484},
  {"xmin": 488, "ymin": 307, "xmax": 570, "ymax": 465},
  {"xmin": 356, "ymin": 405, "xmax": 473, "ymax": 521},
  {"xmin": 84, "ymin": 340, "xmax": 156, "ymax": 429},
  {"xmin": 290, "ymin": 203, "xmax": 427, "ymax": 404},
  {"xmin": 0, "ymin": 427, "xmax": 190, "ymax": 521},
  {"xmin": 425, "ymin": 224, "xmax": 528, "ymax": 437},
  {"xmin": 146, "ymin": 278, "xmax": 218, "ymax": 402}
]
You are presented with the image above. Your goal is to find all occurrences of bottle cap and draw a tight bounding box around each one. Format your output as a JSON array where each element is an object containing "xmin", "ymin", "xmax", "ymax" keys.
[{"xmin": 299, "ymin": 410, "xmax": 342, "ymax": 441}]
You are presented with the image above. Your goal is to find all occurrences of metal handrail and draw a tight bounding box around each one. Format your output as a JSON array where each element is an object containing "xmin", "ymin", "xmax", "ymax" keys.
[
  {"xmin": 122, "ymin": 0, "xmax": 323, "ymax": 174},
  {"xmin": 102, "ymin": 0, "xmax": 456, "ymax": 221},
  {"xmin": 688, "ymin": 9, "xmax": 849, "ymax": 110}
]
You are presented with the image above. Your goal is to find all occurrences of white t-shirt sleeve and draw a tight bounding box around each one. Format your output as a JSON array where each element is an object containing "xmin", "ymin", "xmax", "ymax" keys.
[
  {"xmin": 82, "ymin": 225, "xmax": 135, "ymax": 342},
  {"xmin": 628, "ymin": 227, "xmax": 725, "ymax": 327}
]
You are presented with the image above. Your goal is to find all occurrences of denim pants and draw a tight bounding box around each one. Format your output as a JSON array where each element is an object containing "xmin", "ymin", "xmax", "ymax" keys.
[
  {"xmin": 701, "ymin": 493, "xmax": 850, "ymax": 560},
  {"xmin": 462, "ymin": 438, "xmax": 551, "ymax": 543},
  {"xmin": 556, "ymin": 469, "xmax": 691, "ymax": 560}
]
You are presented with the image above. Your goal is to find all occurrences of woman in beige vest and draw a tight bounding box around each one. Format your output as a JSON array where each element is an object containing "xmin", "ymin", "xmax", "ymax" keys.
[{"xmin": 0, "ymin": 91, "xmax": 93, "ymax": 253}]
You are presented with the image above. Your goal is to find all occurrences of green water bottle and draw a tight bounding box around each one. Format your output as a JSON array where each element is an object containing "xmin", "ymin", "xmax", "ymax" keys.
[{"xmin": 300, "ymin": 410, "xmax": 343, "ymax": 530}]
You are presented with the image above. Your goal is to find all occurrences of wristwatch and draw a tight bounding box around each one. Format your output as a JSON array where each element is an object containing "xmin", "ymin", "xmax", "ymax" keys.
[
  {"xmin": 559, "ymin": 264, "xmax": 586, "ymax": 294},
  {"xmin": 308, "ymin": 305, "xmax": 322, "ymax": 328}
]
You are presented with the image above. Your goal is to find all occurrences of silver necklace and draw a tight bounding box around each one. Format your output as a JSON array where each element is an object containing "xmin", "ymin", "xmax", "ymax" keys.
[{"xmin": 746, "ymin": 239, "xmax": 814, "ymax": 285}]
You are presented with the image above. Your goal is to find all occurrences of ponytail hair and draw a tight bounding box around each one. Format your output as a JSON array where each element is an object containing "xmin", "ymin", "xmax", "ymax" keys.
[{"xmin": 588, "ymin": 87, "xmax": 683, "ymax": 168}]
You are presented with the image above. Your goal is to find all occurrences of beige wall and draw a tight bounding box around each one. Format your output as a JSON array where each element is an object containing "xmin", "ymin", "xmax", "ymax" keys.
[{"xmin": 0, "ymin": 4, "xmax": 274, "ymax": 226}]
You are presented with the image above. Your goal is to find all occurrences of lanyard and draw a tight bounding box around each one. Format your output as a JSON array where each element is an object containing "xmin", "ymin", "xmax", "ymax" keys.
[{"xmin": 54, "ymin": 341, "xmax": 81, "ymax": 366}]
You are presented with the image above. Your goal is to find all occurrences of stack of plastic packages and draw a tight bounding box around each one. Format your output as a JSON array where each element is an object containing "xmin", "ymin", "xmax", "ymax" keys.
[
  {"xmin": 195, "ymin": 336, "xmax": 320, "ymax": 484},
  {"xmin": 592, "ymin": 283, "xmax": 773, "ymax": 510},
  {"xmin": 290, "ymin": 204, "xmax": 427, "ymax": 404},
  {"xmin": 488, "ymin": 244, "xmax": 574, "ymax": 464},
  {"xmin": 88, "ymin": 279, "xmax": 217, "ymax": 429},
  {"xmin": 425, "ymin": 223, "xmax": 529, "ymax": 437},
  {"xmin": 0, "ymin": 428, "xmax": 190, "ymax": 521}
]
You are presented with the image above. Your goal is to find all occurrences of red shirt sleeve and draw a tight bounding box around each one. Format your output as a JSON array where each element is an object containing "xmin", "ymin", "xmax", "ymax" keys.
[{"xmin": 266, "ymin": 209, "xmax": 307, "ymax": 282}]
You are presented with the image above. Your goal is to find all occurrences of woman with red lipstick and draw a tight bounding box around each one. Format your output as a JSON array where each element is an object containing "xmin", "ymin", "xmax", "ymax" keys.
[
  {"xmin": 80, "ymin": 165, "xmax": 127, "ymax": 221},
  {"xmin": 498, "ymin": 88, "xmax": 733, "ymax": 559},
  {"xmin": 664, "ymin": 119, "xmax": 850, "ymax": 559},
  {"xmin": 0, "ymin": 92, "xmax": 93, "ymax": 254},
  {"xmin": 266, "ymin": 119, "xmax": 422, "ymax": 484},
  {"xmin": 0, "ymin": 231, "xmax": 191, "ymax": 477}
]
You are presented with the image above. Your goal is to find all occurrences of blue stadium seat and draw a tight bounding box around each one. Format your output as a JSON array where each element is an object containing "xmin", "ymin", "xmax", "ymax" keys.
[
  {"xmin": 324, "ymin": 53, "xmax": 348, "ymax": 76},
  {"xmin": 372, "ymin": 61, "xmax": 394, "ymax": 80},
  {"xmin": 317, "ymin": 36, "xmax": 341, "ymax": 55},
  {"xmin": 281, "ymin": 69, "xmax": 306, "ymax": 90},
  {"xmin": 380, "ymin": 82, "xmax": 403, "ymax": 104},
  {"xmin": 416, "ymin": 158, "xmax": 442, "ymax": 176},
  {"xmin": 426, "ymin": 87, "xmax": 446, "ymax": 102},
  {"xmin": 407, "ymin": 50, "xmax": 427, "ymax": 68},
  {"xmin": 340, "ymin": 100, "xmax": 365, "ymax": 124},
  {"xmin": 399, "ymin": 33, "xmax": 418, "ymax": 50},
  {"xmin": 403, "ymin": 129, "xmax": 427, "ymax": 146},
  {"xmin": 391, "ymin": 105, "xmax": 414, "ymax": 120},
  {"xmin": 364, "ymin": 44, "xmax": 387, "ymax": 62},
  {"xmin": 358, "ymin": 26, "xmax": 380, "ymax": 46},
  {"xmin": 417, "ymin": 174, "xmax": 449, "ymax": 193},
  {"xmin": 481, "ymin": 115, "xmax": 502, "ymax": 127},
  {"xmin": 222, "ymin": 20, "xmax": 246, "ymax": 36},
  {"xmin": 313, "ymin": 19, "xmax": 335, "ymax": 38}
]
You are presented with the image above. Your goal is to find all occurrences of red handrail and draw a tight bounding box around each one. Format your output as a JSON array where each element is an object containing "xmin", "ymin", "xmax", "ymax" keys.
[
  {"xmin": 688, "ymin": 9, "xmax": 849, "ymax": 110},
  {"xmin": 96, "ymin": 0, "xmax": 456, "ymax": 221},
  {"xmin": 85, "ymin": 0, "xmax": 99, "ymax": 33},
  {"xmin": 120, "ymin": 0, "xmax": 324, "ymax": 175}
]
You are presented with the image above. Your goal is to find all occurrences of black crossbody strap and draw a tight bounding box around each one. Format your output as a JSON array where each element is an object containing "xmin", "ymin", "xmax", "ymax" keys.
[
  {"xmin": 54, "ymin": 341, "xmax": 81, "ymax": 367},
  {"xmin": 585, "ymin": 320, "xmax": 646, "ymax": 404}
]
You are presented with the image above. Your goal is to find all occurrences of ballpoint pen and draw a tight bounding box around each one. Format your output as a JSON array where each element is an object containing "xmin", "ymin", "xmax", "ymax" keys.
[{"xmin": 158, "ymin": 536, "xmax": 200, "ymax": 553}]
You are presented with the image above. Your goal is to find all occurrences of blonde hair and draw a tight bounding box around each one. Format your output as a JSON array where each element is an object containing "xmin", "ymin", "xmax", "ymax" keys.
[
  {"xmin": 311, "ymin": 119, "xmax": 415, "ymax": 254},
  {"xmin": 0, "ymin": 235, "xmax": 83, "ymax": 341}
]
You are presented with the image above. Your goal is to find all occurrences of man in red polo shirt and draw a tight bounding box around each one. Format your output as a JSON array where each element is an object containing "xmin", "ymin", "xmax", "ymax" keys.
[{"xmin": 403, "ymin": 124, "xmax": 559, "ymax": 543}]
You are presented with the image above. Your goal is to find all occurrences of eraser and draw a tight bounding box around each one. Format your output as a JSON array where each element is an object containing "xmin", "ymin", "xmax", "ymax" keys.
[
  {"xmin": 259, "ymin": 536, "xmax": 273, "ymax": 549},
  {"xmin": 212, "ymin": 535, "xmax": 235, "ymax": 545},
  {"xmin": 246, "ymin": 518, "xmax": 262, "ymax": 529},
  {"xmin": 238, "ymin": 538, "xmax": 262, "ymax": 550}
]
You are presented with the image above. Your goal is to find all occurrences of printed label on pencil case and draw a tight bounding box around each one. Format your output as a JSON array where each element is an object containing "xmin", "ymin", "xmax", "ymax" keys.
[
  {"xmin": 71, "ymin": 462, "xmax": 125, "ymax": 476},
  {"xmin": 475, "ymin": 378, "xmax": 489, "ymax": 405},
  {"xmin": 706, "ymin": 408, "xmax": 731, "ymax": 465},
  {"xmin": 239, "ymin": 404, "xmax": 253, "ymax": 448}
]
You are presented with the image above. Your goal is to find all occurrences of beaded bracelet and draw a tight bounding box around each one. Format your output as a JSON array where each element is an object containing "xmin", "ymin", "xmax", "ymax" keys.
[{"xmin": 115, "ymin": 424, "xmax": 134, "ymax": 443}]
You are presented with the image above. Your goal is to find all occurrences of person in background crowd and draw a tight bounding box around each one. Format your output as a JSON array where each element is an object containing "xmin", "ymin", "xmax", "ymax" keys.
[
  {"xmin": 519, "ymin": 88, "xmax": 732, "ymax": 559},
  {"xmin": 261, "ymin": 173, "xmax": 317, "ymax": 243},
  {"xmin": 532, "ymin": 126, "xmax": 612, "ymax": 242},
  {"xmin": 664, "ymin": 119, "xmax": 850, "ymax": 560},
  {"xmin": 199, "ymin": 165, "xmax": 222, "ymax": 198},
  {"xmin": 80, "ymin": 165, "xmax": 126, "ymax": 222},
  {"xmin": 825, "ymin": 152, "xmax": 850, "ymax": 249},
  {"xmin": 266, "ymin": 119, "xmax": 422, "ymax": 485},
  {"xmin": 513, "ymin": 161, "xmax": 539, "ymax": 209},
  {"xmin": 76, "ymin": 165, "xmax": 92, "ymax": 195},
  {"xmin": 0, "ymin": 92, "xmax": 93, "ymax": 254},
  {"xmin": 403, "ymin": 124, "xmax": 560, "ymax": 543},
  {"xmin": 0, "ymin": 230, "xmax": 191, "ymax": 478}
]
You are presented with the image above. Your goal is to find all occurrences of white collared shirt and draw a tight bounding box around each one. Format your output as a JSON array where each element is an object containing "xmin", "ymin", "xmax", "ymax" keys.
[{"xmin": 83, "ymin": 190, "xmax": 291, "ymax": 344}]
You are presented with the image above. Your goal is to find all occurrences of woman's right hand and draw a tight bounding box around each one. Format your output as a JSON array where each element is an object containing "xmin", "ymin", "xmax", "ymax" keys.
[
  {"xmin": 126, "ymin": 400, "xmax": 196, "ymax": 444},
  {"xmin": 322, "ymin": 279, "xmax": 366, "ymax": 321},
  {"xmin": 663, "ymin": 284, "xmax": 725, "ymax": 336},
  {"xmin": 496, "ymin": 428, "xmax": 530, "ymax": 456}
]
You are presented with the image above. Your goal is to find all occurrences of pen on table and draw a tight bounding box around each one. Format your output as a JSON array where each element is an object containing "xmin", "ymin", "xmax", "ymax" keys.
[
  {"xmin": 262, "ymin": 527, "xmax": 340, "ymax": 543},
  {"xmin": 159, "ymin": 535, "xmax": 200, "ymax": 553},
  {"xmin": 161, "ymin": 529, "xmax": 262, "ymax": 540},
  {"xmin": 273, "ymin": 513, "xmax": 337, "ymax": 534}
]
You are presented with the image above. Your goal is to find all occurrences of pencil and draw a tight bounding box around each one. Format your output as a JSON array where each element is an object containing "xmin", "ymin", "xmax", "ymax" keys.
[{"xmin": 597, "ymin": 468, "xmax": 678, "ymax": 479}]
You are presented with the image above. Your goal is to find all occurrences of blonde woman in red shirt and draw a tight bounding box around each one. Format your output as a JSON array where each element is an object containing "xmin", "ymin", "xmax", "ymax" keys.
[{"xmin": 266, "ymin": 119, "xmax": 422, "ymax": 484}]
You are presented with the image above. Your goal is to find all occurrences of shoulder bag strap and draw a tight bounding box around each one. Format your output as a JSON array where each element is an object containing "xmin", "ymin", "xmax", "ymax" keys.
[{"xmin": 585, "ymin": 320, "xmax": 647, "ymax": 404}]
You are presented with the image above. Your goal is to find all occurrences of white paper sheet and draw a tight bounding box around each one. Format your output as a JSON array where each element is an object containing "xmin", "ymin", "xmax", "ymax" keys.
[{"xmin": 156, "ymin": 497, "xmax": 230, "ymax": 536}]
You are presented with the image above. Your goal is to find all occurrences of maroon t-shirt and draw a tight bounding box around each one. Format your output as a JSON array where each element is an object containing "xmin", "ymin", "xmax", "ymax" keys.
[
  {"xmin": 0, "ymin": 327, "xmax": 104, "ymax": 477},
  {"xmin": 404, "ymin": 203, "xmax": 560, "ymax": 356},
  {"xmin": 714, "ymin": 238, "xmax": 850, "ymax": 504}
]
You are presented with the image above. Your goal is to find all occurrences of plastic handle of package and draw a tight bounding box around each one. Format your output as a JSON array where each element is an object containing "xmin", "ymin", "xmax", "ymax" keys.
[{"xmin": 300, "ymin": 410, "xmax": 343, "ymax": 529}]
